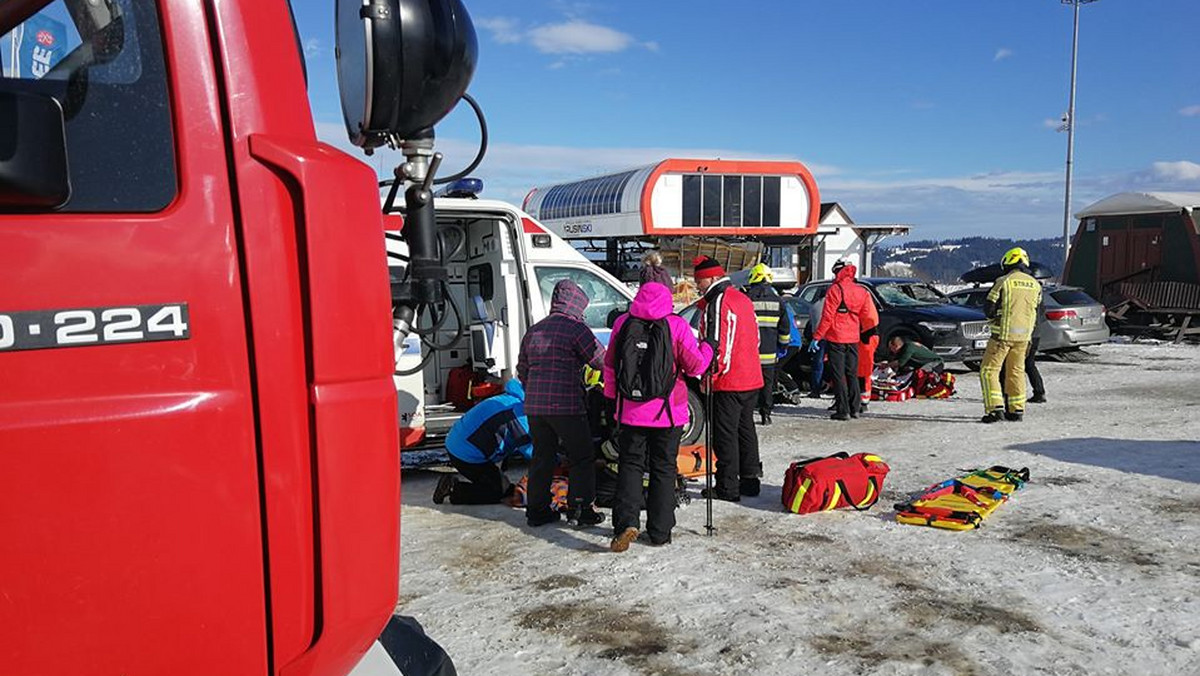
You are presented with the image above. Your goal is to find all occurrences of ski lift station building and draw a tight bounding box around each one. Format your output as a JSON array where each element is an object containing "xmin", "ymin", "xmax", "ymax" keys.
[
  {"xmin": 523, "ymin": 159, "xmax": 821, "ymax": 286},
  {"xmin": 523, "ymin": 159, "xmax": 909, "ymax": 289}
]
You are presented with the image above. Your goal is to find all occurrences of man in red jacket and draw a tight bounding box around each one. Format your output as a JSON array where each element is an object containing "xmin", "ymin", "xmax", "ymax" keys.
[
  {"xmin": 694, "ymin": 256, "xmax": 763, "ymax": 501},
  {"xmin": 812, "ymin": 260, "xmax": 879, "ymax": 420}
]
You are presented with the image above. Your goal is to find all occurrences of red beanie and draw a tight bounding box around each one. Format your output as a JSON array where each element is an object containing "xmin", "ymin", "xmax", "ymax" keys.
[{"xmin": 692, "ymin": 255, "xmax": 725, "ymax": 280}]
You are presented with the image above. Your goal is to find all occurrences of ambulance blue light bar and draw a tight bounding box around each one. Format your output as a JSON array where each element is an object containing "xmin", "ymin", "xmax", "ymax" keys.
[{"xmin": 435, "ymin": 177, "xmax": 483, "ymax": 198}]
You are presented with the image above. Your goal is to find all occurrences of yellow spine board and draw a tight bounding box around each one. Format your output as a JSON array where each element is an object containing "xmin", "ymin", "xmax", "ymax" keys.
[{"xmin": 896, "ymin": 468, "xmax": 1026, "ymax": 531}]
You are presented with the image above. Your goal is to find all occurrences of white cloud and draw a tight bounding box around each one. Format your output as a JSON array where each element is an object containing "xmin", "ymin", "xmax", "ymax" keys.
[
  {"xmin": 476, "ymin": 17, "xmax": 523, "ymax": 45},
  {"xmin": 1180, "ymin": 105, "xmax": 1200, "ymax": 117},
  {"xmin": 313, "ymin": 121, "xmax": 836, "ymax": 204},
  {"xmin": 311, "ymin": 121, "xmax": 1192, "ymax": 240},
  {"xmin": 994, "ymin": 48, "xmax": 1013, "ymax": 62},
  {"xmin": 303, "ymin": 38, "xmax": 323, "ymax": 58},
  {"xmin": 1151, "ymin": 161, "xmax": 1200, "ymax": 182},
  {"xmin": 476, "ymin": 14, "xmax": 653, "ymax": 60},
  {"xmin": 528, "ymin": 20, "xmax": 635, "ymax": 54}
]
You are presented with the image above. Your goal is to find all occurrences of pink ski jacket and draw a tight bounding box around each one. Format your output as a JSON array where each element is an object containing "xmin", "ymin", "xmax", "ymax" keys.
[{"xmin": 603, "ymin": 283, "xmax": 713, "ymax": 428}]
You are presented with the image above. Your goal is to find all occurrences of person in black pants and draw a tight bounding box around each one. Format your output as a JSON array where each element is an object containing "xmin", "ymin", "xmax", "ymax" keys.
[
  {"xmin": 810, "ymin": 260, "xmax": 879, "ymax": 420},
  {"xmin": 517, "ymin": 279, "xmax": 607, "ymax": 528},
  {"xmin": 526, "ymin": 416, "xmax": 597, "ymax": 518},
  {"xmin": 433, "ymin": 379, "xmax": 532, "ymax": 506},
  {"xmin": 613, "ymin": 425, "xmax": 683, "ymax": 546},
  {"xmin": 825, "ymin": 342, "xmax": 860, "ymax": 417},
  {"xmin": 603, "ymin": 281, "xmax": 714, "ymax": 552},
  {"xmin": 710, "ymin": 390, "xmax": 760, "ymax": 498},
  {"xmin": 692, "ymin": 256, "xmax": 764, "ymax": 502},
  {"xmin": 744, "ymin": 264, "xmax": 790, "ymax": 425}
]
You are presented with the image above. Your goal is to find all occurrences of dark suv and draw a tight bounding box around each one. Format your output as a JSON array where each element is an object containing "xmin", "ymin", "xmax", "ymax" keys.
[{"xmin": 792, "ymin": 277, "xmax": 989, "ymax": 363}]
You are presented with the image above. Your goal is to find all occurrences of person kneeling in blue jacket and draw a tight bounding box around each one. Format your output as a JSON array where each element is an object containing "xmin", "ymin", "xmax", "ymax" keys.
[{"xmin": 434, "ymin": 379, "xmax": 532, "ymax": 505}]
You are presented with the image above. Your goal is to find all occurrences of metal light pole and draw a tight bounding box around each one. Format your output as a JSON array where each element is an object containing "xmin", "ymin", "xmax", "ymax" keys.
[{"xmin": 1059, "ymin": 0, "xmax": 1099, "ymax": 273}]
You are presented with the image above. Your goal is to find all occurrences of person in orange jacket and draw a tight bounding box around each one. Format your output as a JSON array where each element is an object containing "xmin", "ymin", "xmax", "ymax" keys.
[{"xmin": 811, "ymin": 260, "xmax": 879, "ymax": 420}]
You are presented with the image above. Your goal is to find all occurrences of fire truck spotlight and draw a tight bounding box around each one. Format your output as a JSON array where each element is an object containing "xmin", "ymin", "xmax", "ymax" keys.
[{"xmin": 335, "ymin": 0, "xmax": 478, "ymax": 150}]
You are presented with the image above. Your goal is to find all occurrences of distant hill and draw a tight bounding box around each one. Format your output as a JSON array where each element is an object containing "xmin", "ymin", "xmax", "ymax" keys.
[{"xmin": 876, "ymin": 237, "xmax": 1064, "ymax": 283}]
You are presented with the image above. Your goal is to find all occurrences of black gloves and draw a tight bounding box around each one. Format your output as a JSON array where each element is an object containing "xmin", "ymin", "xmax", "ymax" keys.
[{"xmin": 860, "ymin": 326, "xmax": 878, "ymax": 344}]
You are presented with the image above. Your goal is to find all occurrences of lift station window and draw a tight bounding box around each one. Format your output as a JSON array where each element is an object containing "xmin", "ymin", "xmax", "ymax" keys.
[
  {"xmin": 540, "ymin": 170, "xmax": 637, "ymax": 221},
  {"xmin": 743, "ymin": 177, "xmax": 762, "ymax": 227},
  {"xmin": 682, "ymin": 174, "xmax": 781, "ymax": 228}
]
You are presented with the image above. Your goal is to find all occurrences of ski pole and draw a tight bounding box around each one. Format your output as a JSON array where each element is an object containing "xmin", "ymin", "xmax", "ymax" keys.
[{"xmin": 704, "ymin": 373, "xmax": 716, "ymax": 537}]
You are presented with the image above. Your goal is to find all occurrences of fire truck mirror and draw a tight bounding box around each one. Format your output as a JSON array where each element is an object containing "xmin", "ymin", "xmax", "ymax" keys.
[
  {"xmin": 0, "ymin": 90, "xmax": 70, "ymax": 210},
  {"xmin": 335, "ymin": 0, "xmax": 478, "ymax": 150}
]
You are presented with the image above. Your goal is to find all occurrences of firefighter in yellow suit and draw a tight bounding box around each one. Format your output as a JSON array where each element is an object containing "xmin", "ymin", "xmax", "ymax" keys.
[{"xmin": 979, "ymin": 248, "xmax": 1042, "ymax": 423}]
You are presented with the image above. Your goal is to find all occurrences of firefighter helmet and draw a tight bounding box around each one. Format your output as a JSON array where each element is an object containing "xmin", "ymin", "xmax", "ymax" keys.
[
  {"xmin": 747, "ymin": 263, "xmax": 773, "ymax": 285},
  {"xmin": 1001, "ymin": 247, "xmax": 1030, "ymax": 269}
]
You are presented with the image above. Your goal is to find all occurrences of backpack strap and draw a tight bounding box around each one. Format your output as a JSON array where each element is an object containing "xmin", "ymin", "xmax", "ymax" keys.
[{"xmin": 611, "ymin": 319, "xmax": 630, "ymax": 433}]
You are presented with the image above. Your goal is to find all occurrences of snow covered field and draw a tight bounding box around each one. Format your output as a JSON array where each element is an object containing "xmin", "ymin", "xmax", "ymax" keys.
[{"xmin": 390, "ymin": 342, "xmax": 1200, "ymax": 676}]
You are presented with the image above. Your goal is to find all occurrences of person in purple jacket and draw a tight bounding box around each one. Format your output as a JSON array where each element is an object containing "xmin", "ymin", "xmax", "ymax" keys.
[
  {"xmin": 518, "ymin": 279, "xmax": 607, "ymax": 528},
  {"xmin": 638, "ymin": 250, "xmax": 674, "ymax": 290},
  {"xmin": 603, "ymin": 282, "xmax": 714, "ymax": 552}
]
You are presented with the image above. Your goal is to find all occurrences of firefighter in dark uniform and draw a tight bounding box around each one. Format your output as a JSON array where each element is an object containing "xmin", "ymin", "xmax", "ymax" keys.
[{"xmin": 744, "ymin": 263, "xmax": 791, "ymax": 425}]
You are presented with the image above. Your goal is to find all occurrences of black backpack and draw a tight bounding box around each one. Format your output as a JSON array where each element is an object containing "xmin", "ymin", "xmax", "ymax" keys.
[{"xmin": 613, "ymin": 317, "xmax": 677, "ymax": 425}]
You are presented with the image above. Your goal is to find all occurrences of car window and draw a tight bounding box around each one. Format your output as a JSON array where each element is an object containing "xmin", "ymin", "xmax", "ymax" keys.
[
  {"xmin": 799, "ymin": 284, "xmax": 828, "ymax": 303},
  {"xmin": 874, "ymin": 283, "xmax": 938, "ymax": 307},
  {"xmin": 905, "ymin": 283, "xmax": 948, "ymax": 303},
  {"xmin": 782, "ymin": 299, "xmax": 808, "ymax": 328},
  {"xmin": 1050, "ymin": 289, "xmax": 1096, "ymax": 306},
  {"xmin": 1, "ymin": 0, "xmax": 177, "ymax": 212},
  {"xmin": 951, "ymin": 291, "xmax": 986, "ymax": 307},
  {"xmin": 679, "ymin": 304, "xmax": 700, "ymax": 328},
  {"xmin": 534, "ymin": 266, "xmax": 630, "ymax": 330}
]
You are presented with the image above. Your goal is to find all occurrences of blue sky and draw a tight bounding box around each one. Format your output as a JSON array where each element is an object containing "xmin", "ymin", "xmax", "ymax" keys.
[{"xmin": 295, "ymin": 1, "xmax": 1200, "ymax": 240}]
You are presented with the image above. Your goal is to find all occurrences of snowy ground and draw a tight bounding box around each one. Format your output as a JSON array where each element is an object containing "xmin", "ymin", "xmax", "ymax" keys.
[{"xmin": 388, "ymin": 342, "xmax": 1200, "ymax": 676}]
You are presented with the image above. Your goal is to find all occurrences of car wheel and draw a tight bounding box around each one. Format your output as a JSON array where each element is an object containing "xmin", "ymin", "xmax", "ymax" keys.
[{"xmin": 682, "ymin": 386, "xmax": 705, "ymax": 446}]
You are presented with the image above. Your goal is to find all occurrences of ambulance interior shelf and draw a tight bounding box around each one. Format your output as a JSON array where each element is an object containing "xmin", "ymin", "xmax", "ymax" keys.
[{"xmin": 392, "ymin": 222, "xmax": 469, "ymax": 377}]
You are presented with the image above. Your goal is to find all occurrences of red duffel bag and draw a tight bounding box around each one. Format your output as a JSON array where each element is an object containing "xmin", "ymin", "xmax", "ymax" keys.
[{"xmin": 782, "ymin": 452, "xmax": 890, "ymax": 514}]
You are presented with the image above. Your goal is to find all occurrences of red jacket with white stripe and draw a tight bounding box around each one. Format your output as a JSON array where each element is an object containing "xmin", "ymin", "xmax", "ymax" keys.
[{"xmin": 697, "ymin": 279, "xmax": 764, "ymax": 392}]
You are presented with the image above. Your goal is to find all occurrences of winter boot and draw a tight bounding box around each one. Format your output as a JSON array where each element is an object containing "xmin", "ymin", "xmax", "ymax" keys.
[
  {"xmin": 610, "ymin": 527, "xmax": 639, "ymax": 553},
  {"xmin": 759, "ymin": 410, "xmax": 772, "ymax": 426},
  {"xmin": 637, "ymin": 531, "xmax": 671, "ymax": 547},
  {"xmin": 1005, "ymin": 411, "xmax": 1024, "ymax": 422},
  {"xmin": 432, "ymin": 475, "xmax": 456, "ymax": 505},
  {"xmin": 1028, "ymin": 393, "xmax": 1047, "ymax": 404},
  {"xmin": 980, "ymin": 410, "xmax": 1004, "ymax": 424},
  {"xmin": 567, "ymin": 506, "xmax": 606, "ymax": 528},
  {"xmin": 830, "ymin": 412, "xmax": 849, "ymax": 421},
  {"xmin": 739, "ymin": 477, "xmax": 761, "ymax": 497},
  {"xmin": 526, "ymin": 511, "xmax": 562, "ymax": 527},
  {"xmin": 700, "ymin": 487, "xmax": 741, "ymax": 502}
]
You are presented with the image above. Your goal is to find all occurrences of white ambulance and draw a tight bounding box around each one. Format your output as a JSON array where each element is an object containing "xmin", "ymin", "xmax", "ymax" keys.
[{"xmin": 385, "ymin": 184, "xmax": 709, "ymax": 463}]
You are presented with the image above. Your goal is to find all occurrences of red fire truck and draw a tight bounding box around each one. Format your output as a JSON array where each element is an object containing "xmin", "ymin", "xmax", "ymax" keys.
[{"xmin": 0, "ymin": 0, "xmax": 474, "ymax": 674}]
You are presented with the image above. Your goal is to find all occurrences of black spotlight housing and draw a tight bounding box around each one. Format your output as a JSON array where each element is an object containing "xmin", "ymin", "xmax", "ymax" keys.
[{"xmin": 336, "ymin": 0, "xmax": 478, "ymax": 149}]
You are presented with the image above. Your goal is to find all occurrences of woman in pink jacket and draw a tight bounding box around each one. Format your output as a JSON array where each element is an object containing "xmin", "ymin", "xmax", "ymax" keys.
[{"xmin": 603, "ymin": 282, "xmax": 713, "ymax": 552}]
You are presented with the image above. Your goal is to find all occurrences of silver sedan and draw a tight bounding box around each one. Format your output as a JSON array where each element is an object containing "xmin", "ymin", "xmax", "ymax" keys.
[{"xmin": 947, "ymin": 284, "xmax": 1110, "ymax": 352}]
